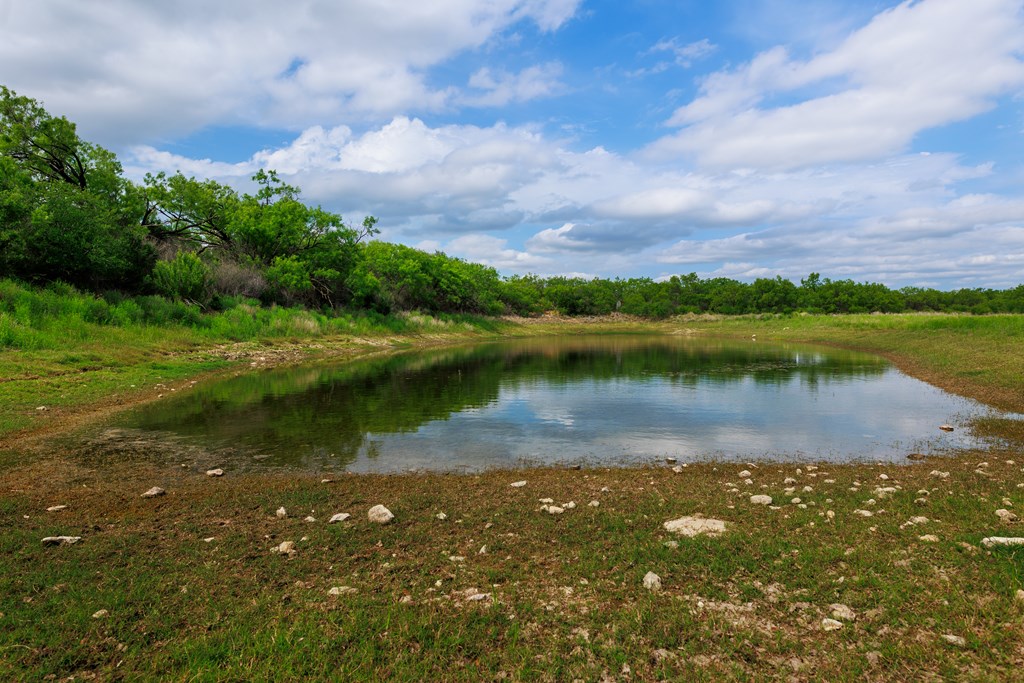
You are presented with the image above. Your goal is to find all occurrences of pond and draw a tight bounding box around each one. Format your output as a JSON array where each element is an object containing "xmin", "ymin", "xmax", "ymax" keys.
[{"xmin": 78, "ymin": 335, "xmax": 1021, "ymax": 473}]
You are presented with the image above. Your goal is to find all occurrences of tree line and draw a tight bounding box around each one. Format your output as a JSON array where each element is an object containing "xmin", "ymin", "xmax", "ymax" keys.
[{"xmin": 2, "ymin": 85, "xmax": 1022, "ymax": 320}]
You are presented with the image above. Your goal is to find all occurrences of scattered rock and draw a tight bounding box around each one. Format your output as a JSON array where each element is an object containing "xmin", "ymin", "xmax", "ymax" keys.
[
  {"xmin": 663, "ymin": 540, "xmax": 679, "ymax": 549},
  {"xmin": 642, "ymin": 571, "xmax": 662, "ymax": 592},
  {"xmin": 203, "ymin": 537, "xmax": 215, "ymax": 543},
  {"xmin": 665, "ymin": 457, "xmax": 677, "ymax": 464},
  {"xmin": 663, "ymin": 516, "xmax": 727, "ymax": 537},
  {"xmin": 671, "ymin": 466, "xmax": 683, "ymax": 473},
  {"xmin": 141, "ymin": 487, "xmax": 165, "ymax": 498},
  {"xmin": 449, "ymin": 555, "xmax": 466, "ymax": 562},
  {"xmin": 941, "ymin": 634, "xmax": 966, "ymax": 647},
  {"xmin": 41, "ymin": 536, "xmax": 81, "ymax": 546},
  {"xmin": 92, "ymin": 609, "xmax": 109, "ymax": 619},
  {"xmin": 830, "ymin": 604, "xmax": 856, "ymax": 621},
  {"xmin": 510, "ymin": 481, "xmax": 527, "ymax": 488},
  {"xmin": 900, "ymin": 516, "xmax": 930, "ymax": 529},
  {"xmin": 930, "ymin": 470, "xmax": 950, "ymax": 479},
  {"xmin": 304, "ymin": 516, "xmax": 317, "ymax": 523},
  {"xmin": 939, "ymin": 425, "xmax": 955, "ymax": 432},
  {"xmin": 564, "ymin": 501, "xmax": 577, "ymax": 509},
  {"xmin": 750, "ymin": 495, "xmax": 773, "ymax": 506},
  {"xmin": 435, "ymin": 512, "xmax": 448, "ymax": 521},
  {"xmin": 539, "ymin": 498, "xmax": 555, "ymax": 504},
  {"xmin": 368, "ymin": 505, "xmax": 394, "ymax": 524},
  {"xmin": 996, "ymin": 509, "xmax": 1019, "ymax": 522},
  {"xmin": 328, "ymin": 513, "xmax": 351, "ymax": 524},
  {"xmin": 328, "ymin": 586, "xmax": 358, "ymax": 596},
  {"xmin": 275, "ymin": 541, "xmax": 295, "ymax": 554},
  {"xmin": 546, "ymin": 506, "xmax": 565, "ymax": 515},
  {"xmin": 276, "ymin": 507, "xmax": 287, "ymax": 519},
  {"xmin": 853, "ymin": 509, "xmax": 874, "ymax": 517},
  {"xmin": 981, "ymin": 537, "xmax": 1024, "ymax": 548},
  {"xmin": 1015, "ymin": 589, "xmax": 1024, "ymax": 603},
  {"xmin": 821, "ymin": 618, "xmax": 844, "ymax": 631},
  {"xmin": 466, "ymin": 592, "xmax": 491, "ymax": 602},
  {"xmin": 919, "ymin": 534, "xmax": 940, "ymax": 543},
  {"xmin": 46, "ymin": 505, "xmax": 68, "ymax": 512},
  {"xmin": 205, "ymin": 468, "xmax": 224, "ymax": 477},
  {"xmin": 588, "ymin": 500, "xmax": 600, "ymax": 507},
  {"xmin": 738, "ymin": 470, "xmax": 752, "ymax": 478}
]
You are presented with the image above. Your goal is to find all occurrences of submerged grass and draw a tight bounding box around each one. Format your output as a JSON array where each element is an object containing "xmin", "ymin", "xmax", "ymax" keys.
[{"xmin": 2, "ymin": 303, "xmax": 1024, "ymax": 680}]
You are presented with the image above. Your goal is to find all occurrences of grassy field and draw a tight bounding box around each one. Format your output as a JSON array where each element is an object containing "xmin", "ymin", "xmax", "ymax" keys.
[{"xmin": 1, "ymin": 310, "xmax": 1023, "ymax": 680}]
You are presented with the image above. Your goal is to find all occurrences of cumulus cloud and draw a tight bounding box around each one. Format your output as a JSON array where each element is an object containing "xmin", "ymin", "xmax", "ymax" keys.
[
  {"xmin": 649, "ymin": 0, "xmax": 1024, "ymax": 169},
  {"xmin": 0, "ymin": 0, "xmax": 582, "ymax": 145}
]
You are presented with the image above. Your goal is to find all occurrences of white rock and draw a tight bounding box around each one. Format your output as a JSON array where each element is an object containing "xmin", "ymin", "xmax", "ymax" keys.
[
  {"xmin": 663, "ymin": 516, "xmax": 727, "ymax": 537},
  {"xmin": 750, "ymin": 495, "xmax": 773, "ymax": 506},
  {"xmin": 878, "ymin": 473, "xmax": 889, "ymax": 480},
  {"xmin": 853, "ymin": 509, "xmax": 874, "ymax": 517},
  {"xmin": 276, "ymin": 507, "xmax": 287, "ymax": 519},
  {"xmin": 92, "ymin": 609, "xmax": 109, "ymax": 619},
  {"xmin": 141, "ymin": 487, "xmax": 165, "ymax": 498},
  {"xmin": 588, "ymin": 500, "xmax": 600, "ymax": 507},
  {"xmin": 830, "ymin": 604, "xmax": 856, "ymax": 621},
  {"xmin": 919, "ymin": 534, "xmax": 940, "ymax": 542},
  {"xmin": 784, "ymin": 477, "xmax": 797, "ymax": 485},
  {"xmin": 600, "ymin": 487, "xmax": 611, "ymax": 492},
  {"xmin": 642, "ymin": 571, "xmax": 662, "ymax": 592},
  {"xmin": 996, "ymin": 509, "xmax": 1019, "ymax": 522},
  {"xmin": 434, "ymin": 512, "xmax": 448, "ymax": 521},
  {"xmin": 1015, "ymin": 589, "xmax": 1024, "ymax": 603},
  {"xmin": 738, "ymin": 470, "xmax": 752, "ymax": 478},
  {"xmin": 510, "ymin": 481, "xmax": 527, "ymax": 488},
  {"xmin": 205, "ymin": 469, "xmax": 224, "ymax": 477},
  {"xmin": 466, "ymin": 592, "xmax": 491, "ymax": 602},
  {"xmin": 564, "ymin": 501, "xmax": 577, "ymax": 509},
  {"xmin": 275, "ymin": 541, "xmax": 295, "ymax": 554},
  {"xmin": 981, "ymin": 537, "xmax": 1024, "ymax": 548},
  {"xmin": 539, "ymin": 498, "xmax": 554, "ymax": 504},
  {"xmin": 941, "ymin": 634, "xmax": 966, "ymax": 647},
  {"xmin": 46, "ymin": 505, "xmax": 68, "ymax": 512},
  {"xmin": 930, "ymin": 470, "xmax": 950, "ymax": 479},
  {"xmin": 821, "ymin": 618, "xmax": 844, "ymax": 631},
  {"xmin": 368, "ymin": 504, "xmax": 395, "ymax": 524},
  {"xmin": 546, "ymin": 506, "xmax": 565, "ymax": 515},
  {"xmin": 663, "ymin": 540, "xmax": 679, "ymax": 549},
  {"xmin": 328, "ymin": 586, "xmax": 358, "ymax": 596},
  {"xmin": 203, "ymin": 537, "xmax": 215, "ymax": 543},
  {"xmin": 41, "ymin": 536, "xmax": 81, "ymax": 546},
  {"xmin": 671, "ymin": 466, "xmax": 683, "ymax": 474},
  {"xmin": 328, "ymin": 513, "xmax": 351, "ymax": 524},
  {"xmin": 449, "ymin": 555, "xmax": 466, "ymax": 562},
  {"xmin": 791, "ymin": 498, "xmax": 801, "ymax": 505},
  {"xmin": 478, "ymin": 545, "xmax": 487, "ymax": 555},
  {"xmin": 304, "ymin": 516, "xmax": 317, "ymax": 523}
]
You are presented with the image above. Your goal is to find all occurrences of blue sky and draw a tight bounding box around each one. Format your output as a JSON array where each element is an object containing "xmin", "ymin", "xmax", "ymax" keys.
[{"xmin": 2, "ymin": 0, "xmax": 1023, "ymax": 288}]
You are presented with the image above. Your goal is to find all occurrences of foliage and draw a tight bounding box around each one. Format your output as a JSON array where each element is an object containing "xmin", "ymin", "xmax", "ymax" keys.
[{"xmin": 148, "ymin": 251, "xmax": 211, "ymax": 304}]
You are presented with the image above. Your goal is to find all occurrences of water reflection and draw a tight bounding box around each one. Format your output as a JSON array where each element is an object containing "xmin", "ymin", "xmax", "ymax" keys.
[{"xmin": 93, "ymin": 335, "xmax": 1011, "ymax": 471}]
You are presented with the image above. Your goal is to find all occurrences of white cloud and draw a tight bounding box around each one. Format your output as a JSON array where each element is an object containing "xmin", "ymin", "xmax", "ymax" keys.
[
  {"xmin": 650, "ymin": 0, "xmax": 1024, "ymax": 169},
  {"xmin": 648, "ymin": 38, "xmax": 717, "ymax": 68},
  {"xmin": 462, "ymin": 63, "xmax": 565, "ymax": 107},
  {"xmin": 0, "ymin": 0, "xmax": 582, "ymax": 145}
]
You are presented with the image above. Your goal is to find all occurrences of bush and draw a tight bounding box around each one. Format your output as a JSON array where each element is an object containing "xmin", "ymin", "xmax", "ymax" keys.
[{"xmin": 148, "ymin": 252, "xmax": 210, "ymax": 304}]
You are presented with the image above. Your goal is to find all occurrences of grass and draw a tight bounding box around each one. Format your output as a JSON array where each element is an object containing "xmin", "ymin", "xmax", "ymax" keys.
[{"xmin": 2, "ymin": 302, "xmax": 1024, "ymax": 680}]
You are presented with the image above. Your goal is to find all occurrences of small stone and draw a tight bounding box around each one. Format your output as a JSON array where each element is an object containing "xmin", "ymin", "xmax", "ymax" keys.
[
  {"xmin": 739, "ymin": 470, "xmax": 752, "ymax": 478},
  {"xmin": 435, "ymin": 512, "xmax": 448, "ymax": 521},
  {"xmin": 642, "ymin": 571, "xmax": 662, "ymax": 592},
  {"xmin": 1015, "ymin": 589, "xmax": 1024, "ymax": 603},
  {"xmin": 600, "ymin": 486, "xmax": 610, "ymax": 492},
  {"xmin": 784, "ymin": 477, "xmax": 797, "ymax": 484},
  {"xmin": 466, "ymin": 592, "xmax": 491, "ymax": 602},
  {"xmin": 821, "ymin": 618, "xmax": 844, "ymax": 631},
  {"xmin": 941, "ymin": 634, "xmax": 966, "ymax": 647},
  {"xmin": 919, "ymin": 534, "xmax": 940, "ymax": 542},
  {"xmin": 539, "ymin": 498, "xmax": 554, "ymax": 504},
  {"xmin": 853, "ymin": 509, "xmax": 874, "ymax": 517},
  {"xmin": 46, "ymin": 505, "xmax": 68, "ymax": 512},
  {"xmin": 328, "ymin": 513, "xmax": 351, "ymax": 523},
  {"xmin": 878, "ymin": 473, "xmax": 889, "ymax": 480},
  {"xmin": 981, "ymin": 537, "xmax": 1024, "ymax": 548},
  {"xmin": 400, "ymin": 595, "xmax": 413, "ymax": 604},
  {"xmin": 328, "ymin": 586, "xmax": 358, "ymax": 596},
  {"xmin": 663, "ymin": 540, "xmax": 679, "ymax": 549},
  {"xmin": 478, "ymin": 545, "xmax": 487, "ymax": 555},
  {"xmin": 671, "ymin": 466, "xmax": 683, "ymax": 473},
  {"xmin": 276, "ymin": 507, "xmax": 287, "ymax": 519},
  {"xmin": 510, "ymin": 481, "xmax": 527, "ymax": 488},
  {"xmin": 665, "ymin": 457, "xmax": 677, "ymax": 464},
  {"xmin": 449, "ymin": 555, "xmax": 466, "ymax": 562},
  {"xmin": 588, "ymin": 500, "xmax": 600, "ymax": 507},
  {"xmin": 791, "ymin": 498, "xmax": 801, "ymax": 505},
  {"xmin": 275, "ymin": 541, "xmax": 295, "ymax": 554},
  {"xmin": 203, "ymin": 537, "xmax": 215, "ymax": 543},
  {"xmin": 41, "ymin": 536, "xmax": 81, "ymax": 546},
  {"xmin": 663, "ymin": 516, "xmax": 727, "ymax": 537},
  {"xmin": 141, "ymin": 487, "xmax": 165, "ymax": 498},
  {"xmin": 546, "ymin": 506, "xmax": 565, "ymax": 515},
  {"xmin": 930, "ymin": 470, "xmax": 950, "ymax": 479},
  {"xmin": 939, "ymin": 425, "xmax": 955, "ymax": 432},
  {"xmin": 205, "ymin": 469, "xmax": 224, "ymax": 477},
  {"xmin": 304, "ymin": 516, "xmax": 317, "ymax": 523},
  {"xmin": 92, "ymin": 609, "xmax": 109, "ymax": 619},
  {"xmin": 830, "ymin": 604, "xmax": 856, "ymax": 621},
  {"xmin": 564, "ymin": 501, "xmax": 576, "ymax": 509},
  {"xmin": 996, "ymin": 509, "xmax": 1019, "ymax": 522},
  {"xmin": 750, "ymin": 495, "xmax": 773, "ymax": 506},
  {"xmin": 368, "ymin": 505, "xmax": 394, "ymax": 524}
]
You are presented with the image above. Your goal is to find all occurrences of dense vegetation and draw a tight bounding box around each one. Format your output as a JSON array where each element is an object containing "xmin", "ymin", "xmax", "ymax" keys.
[{"xmin": 2, "ymin": 85, "xmax": 1023, "ymax": 324}]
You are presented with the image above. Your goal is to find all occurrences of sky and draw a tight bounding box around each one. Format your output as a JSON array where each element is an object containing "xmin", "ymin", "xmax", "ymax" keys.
[{"xmin": 2, "ymin": 0, "xmax": 1024, "ymax": 289}]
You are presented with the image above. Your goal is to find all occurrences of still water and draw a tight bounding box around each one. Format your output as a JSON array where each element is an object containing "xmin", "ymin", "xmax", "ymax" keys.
[{"xmin": 100, "ymin": 335, "xmax": 1015, "ymax": 472}]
